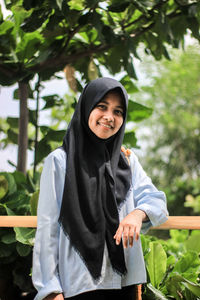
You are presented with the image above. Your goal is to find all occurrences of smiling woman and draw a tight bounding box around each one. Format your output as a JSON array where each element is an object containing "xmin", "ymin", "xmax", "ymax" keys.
[
  {"xmin": 88, "ymin": 90, "xmax": 124, "ymax": 139},
  {"xmin": 32, "ymin": 77, "xmax": 168, "ymax": 300}
]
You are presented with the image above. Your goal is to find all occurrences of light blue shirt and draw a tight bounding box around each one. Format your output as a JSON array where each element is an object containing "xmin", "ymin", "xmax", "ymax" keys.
[{"xmin": 32, "ymin": 148, "xmax": 168, "ymax": 299}]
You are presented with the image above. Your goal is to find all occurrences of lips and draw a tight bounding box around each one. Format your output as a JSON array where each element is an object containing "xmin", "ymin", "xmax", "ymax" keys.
[{"xmin": 98, "ymin": 122, "xmax": 113, "ymax": 129}]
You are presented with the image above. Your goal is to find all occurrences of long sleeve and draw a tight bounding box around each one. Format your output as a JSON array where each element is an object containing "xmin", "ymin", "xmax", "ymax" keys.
[
  {"xmin": 130, "ymin": 152, "xmax": 168, "ymax": 233},
  {"xmin": 32, "ymin": 151, "xmax": 66, "ymax": 300}
]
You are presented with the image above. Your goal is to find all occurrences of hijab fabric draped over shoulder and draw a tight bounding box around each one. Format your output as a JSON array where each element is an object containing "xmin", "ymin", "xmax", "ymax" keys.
[{"xmin": 59, "ymin": 77, "xmax": 132, "ymax": 281}]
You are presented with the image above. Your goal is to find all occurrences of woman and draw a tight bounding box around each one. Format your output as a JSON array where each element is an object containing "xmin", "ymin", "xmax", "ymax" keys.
[{"xmin": 32, "ymin": 77, "xmax": 168, "ymax": 300}]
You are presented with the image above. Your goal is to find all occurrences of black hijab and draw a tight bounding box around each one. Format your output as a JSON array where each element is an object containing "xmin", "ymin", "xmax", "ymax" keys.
[{"xmin": 59, "ymin": 77, "xmax": 132, "ymax": 281}]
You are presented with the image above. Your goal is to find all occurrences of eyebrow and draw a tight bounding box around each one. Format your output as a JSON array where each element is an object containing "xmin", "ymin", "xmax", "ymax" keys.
[{"xmin": 99, "ymin": 99, "xmax": 124, "ymax": 110}]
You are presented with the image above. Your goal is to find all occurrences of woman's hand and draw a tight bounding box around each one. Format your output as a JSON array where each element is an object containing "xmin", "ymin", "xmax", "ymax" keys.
[
  {"xmin": 44, "ymin": 293, "xmax": 64, "ymax": 300},
  {"xmin": 114, "ymin": 209, "xmax": 147, "ymax": 248}
]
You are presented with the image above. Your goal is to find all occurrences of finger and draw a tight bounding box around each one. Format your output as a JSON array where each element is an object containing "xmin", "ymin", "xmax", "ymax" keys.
[
  {"xmin": 129, "ymin": 226, "xmax": 135, "ymax": 247},
  {"xmin": 121, "ymin": 146, "xmax": 126, "ymax": 153},
  {"xmin": 114, "ymin": 224, "xmax": 123, "ymax": 245},
  {"xmin": 122, "ymin": 225, "xmax": 129, "ymax": 248},
  {"xmin": 135, "ymin": 226, "xmax": 141, "ymax": 241}
]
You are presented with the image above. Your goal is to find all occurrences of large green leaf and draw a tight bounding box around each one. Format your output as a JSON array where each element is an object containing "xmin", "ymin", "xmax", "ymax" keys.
[
  {"xmin": 166, "ymin": 273, "xmax": 200, "ymax": 299},
  {"xmin": 1, "ymin": 232, "xmax": 16, "ymax": 244},
  {"xmin": 127, "ymin": 100, "xmax": 153, "ymax": 122},
  {"xmin": 68, "ymin": 0, "xmax": 85, "ymax": 10},
  {"xmin": 120, "ymin": 75, "xmax": 139, "ymax": 94},
  {"xmin": 123, "ymin": 130, "xmax": 138, "ymax": 148},
  {"xmin": 182, "ymin": 280, "xmax": 200, "ymax": 297},
  {"xmin": 14, "ymin": 227, "xmax": 36, "ymax": 246},
  {"xmin": 172, "ymin": 251, "xmax": 200, "ymax": 282},
  {"xmin": 145, "ymin": 241, "xmax": 167, "ymax": 288},
  {"xmin": 6, "ymin": 117, "xmax": 19, "ymax": 128},
  {"xmin": 0, "ymin": 21, "xmax": 14, "ymax": 35},
  {"xmin": 42, "ymin": 94, "xmax": 63, "ymax": 110},
  {"xmin": 35, "ymin": 139, "xmax": 51, "ymax": 164},
  {"xmin": 0, "ymin": 175, "xmax": 8, "ymax": 200},
  {"xmin": 146, "ymin": 283, "xmax": 169, "ymax": 300},
  {"xmin": 30, "ymin": 190, "xmax": 39, "ymax": 216},
  {"xmin": 0, "ymin": 172, "xmax": 17, "ymax": 195},
  {"xmin": 16, "ymin": 242, "xmax": 32, "ymax": 256},
  {"xmin": 185, "ymin": 232, "xmax": 200, "ymax": 252},
  {"xmin": 16, "ymin": 31, "xmax": 43, "ymax": 61}
]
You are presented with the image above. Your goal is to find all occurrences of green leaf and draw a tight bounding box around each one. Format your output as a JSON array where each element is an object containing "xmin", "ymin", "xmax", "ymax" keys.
[
  {"xmin": 6, "ymin": 117, "xmax": 19, "ymax": 128},
  {"xmin": 182, "ymin": 280, "xmax": 200, "ymax": 297},
  {"xmin": 45, "ymin": 129, "xmax": 66, "ymax": 142},
  {"xmin": 30, "ymin": 190, "xmax": 39, "ymax": 216},
  {"xmin": 12, "ymin": 171, "xmax": 27, "ymax": 186},
  {"xmin": 146, "ymin": 283, "xmax": 169, "ymax": 300},
  {"xmin": 16, "ymin": 243, "xmax": 31, "ymax": 256},
  {"xmin": 170, "ymin": 229, "xmax": 189, "ymax": 243},
  {"xmin": 16, "ymin": 31, "xmax": 43, "ymax": 61},
  {"xmin": 7, "ymin": 128, "xmax": 18, "ymax": 144},
  {"xmin": 145, "ymin": 241, "xmax": 167, "ymax": 288},
  {"xmin": 0, "ymin": 5, "xmax": 3, "ymax": 22},
  {"xmin": 4, "ymin": 191, "xmax": 30, "ymax": 213},
  {"xmin": 185, "ymin": 232, "xmax": 200, "ymax": 252},
  {"xmin": 167, "ymin": 255, "xmax": 176, "ymax": 268},
  {"xmin": 1, "ymin": 232, "xmax": 16, "ymax": 244},
  {"xmin": 68, "ymin": 0, "xmax": 85, "ymax": 10},
  {"xmin": 4, "ymin": 205, "xmax": 15, "ymax": 216},
  {"xmin": 14, "ymin": 227, "xmax": 36, "ymax": 246},
  {"xmin": 120, "ymin": 75, "xmax": 139, "ymax": 94},
  {"xmin": 172, "ymin": 251, "xmax": 200, "ymax": 281},
  {"xmin": 0, "ymin": 21, "xmax": 14, "ymax": 35},
  {"xmin": 35, "ymin": 139, "xmax": 51, "ymax": 164},
  {"xmin": 42, "ymin": 94, "xmax": 63, "ymax": 110},
  {"xmin": 0, "ymin": 175, "xmax": 9, "ymax": 200},
  {"xmin": 123, "ymin": 131, "xmax": 138, "ymax": 148},
  {"xmin": 0, "ymin": 172, "xmax": 17, "ymax": 195},
  {"xmin": 124, "ymin": 57, "xmax": 138, "ymax": 80},
  {"xmin": 167, "ymin": 273, "xmax": 200, "ymax": 299},
  {"xmin": 127, "ymin": 100, "xmax": 153, "ymax": 122}
]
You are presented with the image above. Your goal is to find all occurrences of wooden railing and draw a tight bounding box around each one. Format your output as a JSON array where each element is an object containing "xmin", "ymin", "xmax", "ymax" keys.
[{"xmin": 0, "ymin": 216, "xmax": 200, "ymax": 229}]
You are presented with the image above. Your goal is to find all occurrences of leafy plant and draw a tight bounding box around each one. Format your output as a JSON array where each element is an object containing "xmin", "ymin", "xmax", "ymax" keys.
[
  {"xmin": 0, "ymin": 171, "xmax": 39, "ymax": 299},
  {"xmin": 141, "ymin": 230, "xmax": 200, "ymax": 299}
]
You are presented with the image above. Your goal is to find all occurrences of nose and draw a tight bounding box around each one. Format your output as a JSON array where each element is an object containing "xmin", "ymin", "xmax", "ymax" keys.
[{"xmin": 102, "ymin": 110, "xmax": 114, "ymax": 122}]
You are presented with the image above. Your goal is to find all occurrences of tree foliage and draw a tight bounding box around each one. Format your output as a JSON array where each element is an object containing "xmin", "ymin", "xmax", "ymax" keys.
[
  {"xmin": 1, "ymin": 0, "xmax": 200, "ymax": 85},
  {"xmin": 1, "ymin": 0, "xmax": 200, "ymax": 173},
  {"xmin": 134, "ymin": 45, "xmax": 200, "ymax": 215}
]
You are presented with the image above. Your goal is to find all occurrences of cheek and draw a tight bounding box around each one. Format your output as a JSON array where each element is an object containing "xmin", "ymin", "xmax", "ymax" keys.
[
  {"xmin": 88, "ymin": 111, "xmax": 98, "ymax": 130},
  {"xmin": 117, "ymin": 117, "xmax": 124, "ymax": 129}
]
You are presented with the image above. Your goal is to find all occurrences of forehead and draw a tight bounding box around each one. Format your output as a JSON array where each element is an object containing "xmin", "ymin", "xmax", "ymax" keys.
[{"xmin": 101, "ymin": 90, "xmax": 124, "ymax": 107}]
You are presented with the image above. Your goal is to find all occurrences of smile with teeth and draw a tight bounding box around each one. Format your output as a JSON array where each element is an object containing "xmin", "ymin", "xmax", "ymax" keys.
[{"xmin": 98, "ymin": 122, "xmax": 113, "ymax": 129}]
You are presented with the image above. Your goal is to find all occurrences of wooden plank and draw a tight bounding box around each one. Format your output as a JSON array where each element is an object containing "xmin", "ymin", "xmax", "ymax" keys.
[
  {"xmin": 0, "ymin": 216, "xmax": 37, "ymax": 228},
  {"xmin": 0, "ymin": 216, "xmax": 200, "ymax": 229},
  {"xmin": 153, "ymin": 216, "xmax": 200, "ymax": 230}
]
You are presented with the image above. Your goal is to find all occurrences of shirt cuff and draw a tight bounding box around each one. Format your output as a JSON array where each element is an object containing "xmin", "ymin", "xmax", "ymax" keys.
[{"xmin": 33, "ymin": 275, "xmax": 63, "ymax": 300}]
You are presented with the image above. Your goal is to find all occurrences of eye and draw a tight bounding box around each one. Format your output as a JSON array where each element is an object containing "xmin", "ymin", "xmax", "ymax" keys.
[
  {"xmin": 96, "ymin": 104, "xmax": 107, "ymax": 110},
  {"xmin": 114, "ymin": 109, "xmax": 123, "ymax": 116}
]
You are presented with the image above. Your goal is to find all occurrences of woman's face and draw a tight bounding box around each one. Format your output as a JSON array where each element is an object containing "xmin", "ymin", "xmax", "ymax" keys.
[{"xmin": 88, "ymin": 91, "xmax": 124, "ymax": 139}]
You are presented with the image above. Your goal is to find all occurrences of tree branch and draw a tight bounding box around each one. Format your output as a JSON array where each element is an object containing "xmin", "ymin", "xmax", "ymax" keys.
[{"xmin": 28, "ymin": 44, "xmax": 110, "ymax": 73}]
